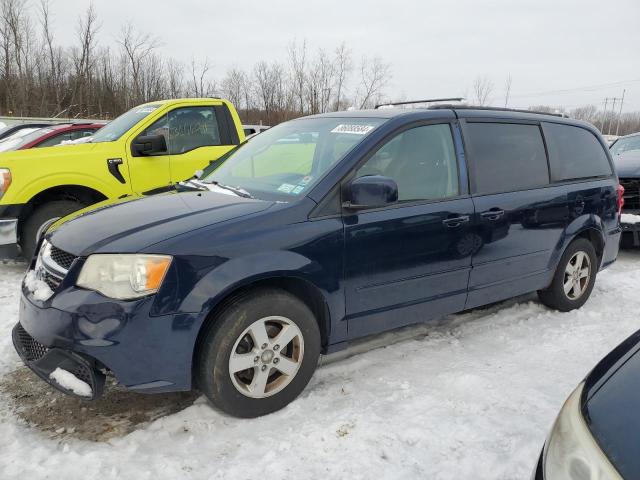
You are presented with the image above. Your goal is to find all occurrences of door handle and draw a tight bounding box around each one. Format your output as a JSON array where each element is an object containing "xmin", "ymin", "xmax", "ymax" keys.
[
  {"xmin": 107, "ymin": 158, "xmax": 126, "ymax": 184},
  {"xmin": 442, "ymin": 215, "xmax": 470, "ymax": 228},
  {"xmin": 480, "ymin": 209, "xmax": 505, "ymax": 221}
]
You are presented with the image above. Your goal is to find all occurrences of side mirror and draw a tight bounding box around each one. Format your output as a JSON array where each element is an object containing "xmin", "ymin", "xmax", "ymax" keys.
[
  {"xmin": 131, "ymin": 134, "xmax": 167, "ymax": 157},
  {"xmin": 344, "ymin": 175, "xmax": 398, "ymax": 210}
]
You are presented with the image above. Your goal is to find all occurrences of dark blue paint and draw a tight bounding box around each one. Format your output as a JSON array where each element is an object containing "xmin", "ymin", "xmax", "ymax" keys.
[
  {"xmin": 581, "ymin": 329, "xmax": 640, "ymax": 479},
  {"xmin": 18, "ymin": 108, "xmax": 621, "ymax": 393}
]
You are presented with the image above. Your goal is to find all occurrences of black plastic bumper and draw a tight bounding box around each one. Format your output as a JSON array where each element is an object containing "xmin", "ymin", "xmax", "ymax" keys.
[{"xmin": 12, "ymin": 322, "xmax": 105, "ymax": 400}]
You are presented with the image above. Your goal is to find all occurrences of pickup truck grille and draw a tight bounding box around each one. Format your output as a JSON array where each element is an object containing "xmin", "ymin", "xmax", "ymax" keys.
[{"xmin": 620, "ymin": 178, "xmax": 640, "ymax": 211}]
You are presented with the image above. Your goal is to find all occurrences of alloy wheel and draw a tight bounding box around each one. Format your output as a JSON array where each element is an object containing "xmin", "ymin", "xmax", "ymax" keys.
[
  {"xmin": 228, "ymin": 316, "xmax": 304, "ymax": 398},
  {"xmin": 563, "ymin": 251, "xmax": 591, "ymax": 300}
]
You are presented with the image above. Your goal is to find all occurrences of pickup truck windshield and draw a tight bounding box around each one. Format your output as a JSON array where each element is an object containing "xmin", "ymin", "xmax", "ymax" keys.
[
  {"xmin": 201, "ymin": 117, "xmax": 384, "ymax": 201},
  {"xmin": 91, "ymin": 104, "xmax": 162, "ymax": 143}
]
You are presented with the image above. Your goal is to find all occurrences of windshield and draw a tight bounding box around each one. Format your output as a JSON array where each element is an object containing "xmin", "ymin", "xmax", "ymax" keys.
[
  {"xmin": 0, "ymin": 127, "xmax": 44, "ymax": 152},
  {"xmin": 611, "ymin": 135, "xmax": 640, "ymax": 156},
  {"xmin": 91, "ymin": 104, "xmax": 162, "ymax": 143},
  {"xmin": 201, "ymin": 117, "xmax": 384, "ymax": 201}
]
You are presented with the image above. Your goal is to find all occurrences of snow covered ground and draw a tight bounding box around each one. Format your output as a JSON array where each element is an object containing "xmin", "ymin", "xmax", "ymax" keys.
[{"xmin": 1, "ymin": 252, "xmax": 640, "ymax": 479}]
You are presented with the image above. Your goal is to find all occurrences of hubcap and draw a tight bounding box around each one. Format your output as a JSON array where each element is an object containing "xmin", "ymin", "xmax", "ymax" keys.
[
  {"xmin": 563, "ymin": 251, "xmax": 591, "ymax": 300},
  {"xmin": 228, "ymin": 316, "xmax": 304, "ymax": 399}
]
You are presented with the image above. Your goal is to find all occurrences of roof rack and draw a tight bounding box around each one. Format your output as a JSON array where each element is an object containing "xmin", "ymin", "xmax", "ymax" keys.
[
  {"xmin": 374, "ymin": 97, "xmax": 465, "ymax": 109},
  {"xmin": 428, "ymin": 104, "xmax": 566, "ymax": 118}
]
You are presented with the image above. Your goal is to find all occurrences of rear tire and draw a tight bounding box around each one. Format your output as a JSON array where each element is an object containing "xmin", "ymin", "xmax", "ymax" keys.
[
  {"xmin": 196, "ymin": 288, "xmax": 321, "ymax": 418},
  {"xmin": 538, "ymin": 238, "xmax": 597, "ymax": 312},
  {"xmin": 20, "ymin": 200, "xmax": 84, "ymax": 260}
]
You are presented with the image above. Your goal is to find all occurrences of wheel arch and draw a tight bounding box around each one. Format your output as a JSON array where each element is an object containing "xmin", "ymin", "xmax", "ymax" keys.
[
  {"xmin": 191, "ymin": 274, "xmax": 333, "ymax": 382},
  {"xmin": 19, "ymin": 184, "xmax": 108, "ymax": 223}
]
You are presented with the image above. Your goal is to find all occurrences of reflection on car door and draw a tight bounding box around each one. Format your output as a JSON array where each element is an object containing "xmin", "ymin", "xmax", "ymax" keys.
[{"xmin": 343, "ymin": 123, "xmax": 475, "ymax": 338}]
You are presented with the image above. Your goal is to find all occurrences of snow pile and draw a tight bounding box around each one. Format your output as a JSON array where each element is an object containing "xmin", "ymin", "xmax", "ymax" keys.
[
  {"xmin": 1, "ymin": 254, "xmax": 640, "ymax": 478},
  {"xmin": 58, "ymin": 136, "xmax": 93, "ymax": 146},
  {"xmin": 48, "ymin": 368, "xmax": 92, "ymax": 397},
  {"xmin": 22, "ymin": 270, "xmax": 53, "ymax": 301},
  {"xmin": 621, "ymin": 213, "xmax": 640, "ymax": 224}
]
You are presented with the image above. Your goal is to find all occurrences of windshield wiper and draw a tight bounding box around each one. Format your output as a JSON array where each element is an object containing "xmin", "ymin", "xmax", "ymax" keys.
[
  {"xmin": 208, "ymin": 181, "xmax": 254, "ymax": 199},
  {"xmin": 176, "ymin": 178, "xmax": 209, "ymax": 192}
]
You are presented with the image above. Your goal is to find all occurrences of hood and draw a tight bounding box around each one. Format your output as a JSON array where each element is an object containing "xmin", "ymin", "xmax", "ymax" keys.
[
  {"xmin": 613, "ymin": 151, "xmax": 640, "ymax": 177},
  {"xmin": 0, "ymin": 140, "xmax": 109, "ymax": 164},
  {"xmin": 47, "ymin": 191, "xmax": 274, "ymax": 256}
]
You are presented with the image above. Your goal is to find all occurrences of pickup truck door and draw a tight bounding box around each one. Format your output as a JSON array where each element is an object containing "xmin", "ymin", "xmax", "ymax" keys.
[
  {"xmin": 124, "ymin": 109, "xmax": 172, "ymax": 193},
  {"xmin": 164, "ymin": 102, "xmax": 241, "ymax": 183}
]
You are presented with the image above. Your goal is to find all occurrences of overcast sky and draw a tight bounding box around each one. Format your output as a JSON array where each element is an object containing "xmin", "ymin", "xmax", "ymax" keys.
[{"xmin": 48, "ymin": 0, "xmax": 640, "ymax": 112}]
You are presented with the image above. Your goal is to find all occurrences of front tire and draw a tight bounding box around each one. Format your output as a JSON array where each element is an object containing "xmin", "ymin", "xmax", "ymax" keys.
[
  {"xmin": 538, "ymin": 238, "xmax": 597, "ymax": 312},
  {"xmin": 196, "ymin": 288, "xmax": 321, "ymax": 418},
  {"xmin": 20, "ymin": 200, "xmax": 84, "ymax": 260}
]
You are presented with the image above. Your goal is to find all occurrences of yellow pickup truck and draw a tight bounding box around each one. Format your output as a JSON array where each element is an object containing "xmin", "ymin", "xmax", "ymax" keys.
[{"xmin": 0, "ymin": 98, "xmax": 244, "ymax": 258}]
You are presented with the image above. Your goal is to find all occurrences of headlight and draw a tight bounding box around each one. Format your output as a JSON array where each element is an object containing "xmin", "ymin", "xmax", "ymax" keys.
[
  {"xmin": 0, "ymin": 168, "xmax": 11, "ymax": 198},
  {"xmin": 76, "ymin": 254, "xmax": 172, "ymax": 300},
  {"xmin": 544, "ymin": 383, "xmax": 621, "ymax": 479}
]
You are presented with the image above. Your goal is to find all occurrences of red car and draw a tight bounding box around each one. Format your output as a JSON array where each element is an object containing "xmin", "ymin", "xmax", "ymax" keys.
[{"xmin": 0, "ymin": 123, "xmax": 105, "ymax": 152}]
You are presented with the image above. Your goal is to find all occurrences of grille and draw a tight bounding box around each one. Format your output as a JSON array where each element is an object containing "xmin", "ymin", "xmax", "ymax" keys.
[
  {"xmin": 42, "ymin": 270, "xmax": 62, "ymax": 291},
  {"xmin": 620, "ymin": 178, "xmax": 640, "ymax": 211},
  {"xmin": 15, "ymin": 323, "xmax": 49, "ymax": 362},
  {"xmin": 49, "ymin": 245, "xmax": 76, "ymax": 271}
]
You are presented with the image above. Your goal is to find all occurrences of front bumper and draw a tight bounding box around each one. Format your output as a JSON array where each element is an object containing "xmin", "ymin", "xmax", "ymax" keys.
[
  {"xmin": 0, "ymin": 217, "xmax": 18, "ymax": 257},
  {"xmin": 620, "ymin": 210, "xmax": 640, "ymax": 248},
  {"xmin": 12, "ymin": 322, "xmax": 105, "ymax": 399},
  {"xmin": 15, "ymin": 284, "xmax": 202, "ymax": 397}
]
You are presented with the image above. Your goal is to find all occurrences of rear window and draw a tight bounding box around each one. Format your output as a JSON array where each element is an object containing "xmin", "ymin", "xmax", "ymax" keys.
[
  {"xmin": 542, "ymin": 123, "xmax": 612, "ymax": 181},
  {"xmin": 465, "ymin": 122, "xmax": 549, "ymax": 195}
]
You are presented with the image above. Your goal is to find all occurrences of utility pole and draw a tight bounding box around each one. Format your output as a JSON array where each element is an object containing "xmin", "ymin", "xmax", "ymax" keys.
[
  {"xmin": 615, "ymin": 89, "xmax": 626, "ymax": 136},
  {"xmin": 600, "ymin": 98, "xmax": 609, "ymax": 132},
  {"xmin": 607, "ymin": 98, "xmax": 617, "ymax": 135}
]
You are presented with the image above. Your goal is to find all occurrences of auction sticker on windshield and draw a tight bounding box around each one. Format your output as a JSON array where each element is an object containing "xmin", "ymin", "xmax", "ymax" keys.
[{"xmin": 330, "ymin": 124, "xmax": 376, "ymax": 135}]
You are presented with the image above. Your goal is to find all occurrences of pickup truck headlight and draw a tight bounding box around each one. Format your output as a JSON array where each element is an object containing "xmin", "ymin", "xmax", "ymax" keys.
[
  {"xmin": 544, "ymin": 383, "xmax": 621, "ymax": 480},
  {"xmin": 0, "ymin": 168, "xmax": 11, "ymax": 198},
  {"xmin": 77, "ymin": 254, "xmax": 172, "ymax": 300}
]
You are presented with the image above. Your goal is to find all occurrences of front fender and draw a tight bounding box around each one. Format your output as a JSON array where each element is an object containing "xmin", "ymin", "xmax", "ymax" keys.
[{"xmin": 153, "ymin": 249, "xmax": 345, "ymax": 344}]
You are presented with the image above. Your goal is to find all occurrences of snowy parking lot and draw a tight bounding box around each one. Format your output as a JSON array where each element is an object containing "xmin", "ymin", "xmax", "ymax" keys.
[{"xmin": 1, "ymin": 251, "xmax": 639, "ymax": 479}]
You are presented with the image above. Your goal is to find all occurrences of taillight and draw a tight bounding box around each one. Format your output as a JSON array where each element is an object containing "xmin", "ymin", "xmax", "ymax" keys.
[
  {"xmin": 616, "ymin": 184, "xmax": 625, "ymax": 215},
  {"xmin": 0, "ymin": 168, "xmax": 11, "ymax": 198}
]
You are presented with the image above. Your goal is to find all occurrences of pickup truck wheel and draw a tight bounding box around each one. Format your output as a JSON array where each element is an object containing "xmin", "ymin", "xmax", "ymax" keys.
[
  {"xmin": 538, "ymin": 238, "xmax": 597, "ymax": 312},
  {"xmin": 196, "ymin": 288, "xmax": 321, "ymax": 418},
  {"xmin": 20, "ymin": 200, "xmax": 84, "ymax": 259}
]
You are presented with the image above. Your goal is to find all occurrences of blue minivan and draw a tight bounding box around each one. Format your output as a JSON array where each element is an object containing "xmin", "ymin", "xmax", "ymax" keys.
[{"xmin": 13, "ymin": 106, "xmax": 622, "ymax": 417}]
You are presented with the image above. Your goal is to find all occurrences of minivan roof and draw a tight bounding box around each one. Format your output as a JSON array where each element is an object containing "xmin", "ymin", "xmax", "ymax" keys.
[{"xmin": 306, "ymin": 106, "xmax": 596, "ymax": 130}]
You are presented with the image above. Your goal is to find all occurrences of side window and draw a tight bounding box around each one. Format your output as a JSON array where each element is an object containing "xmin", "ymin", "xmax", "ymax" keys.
[
  {"xmin": 142, "ymin": 107, "xmax": 222, "ymax": 155},
  {"xmin": 465, "ymin": 122, "xmax": 549, "ymax": 195},
  {"xmin": 355, "ymin": 124, "xmax": 459, "ymax": 202},
  {"xmin": 36, "ymin": 133, "xmax": 72, "ymax": 147},
  {"xmin": 542, "ymin": 122, "xmax": 612, "ymax": 181},
  {"xmin": 167, "ymin": 107, "xmax": 221, "ymax": 154}
]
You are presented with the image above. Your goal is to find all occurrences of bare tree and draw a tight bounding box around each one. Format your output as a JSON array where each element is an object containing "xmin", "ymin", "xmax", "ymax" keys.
[
  {"xmin": 333, "ymin": 42, "xmax": 351, "ymax": 111},
  {"xmin": 118, "ymin": 22, "xmax": 157, "ymax": 106},
  {"xmin": 287, "ymin": 39, "xmax": 307, "ymax": 115},
  {"xmin": 188, "ymin": 57, "xmax": 216, "ymax": 97},
  {"xmin": 472, "ymin": 75, "xmax": 493, "ymax": 106},
  {"xmin": 357, "ymin": 56, "xmax": 391, "ymax": 109},
  {"xmin": 503, "ymin": 74, "xmax": 512, "ymax": 107}
]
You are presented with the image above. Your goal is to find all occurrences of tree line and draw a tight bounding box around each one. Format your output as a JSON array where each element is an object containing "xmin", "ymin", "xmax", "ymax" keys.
[
  {"xmin": 0, "ymin": 0, "xmax": 392, "ymax": 125},
  {"xmin": 1, "ymin": 0, "xmax": 638, "ymax": 135}
]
